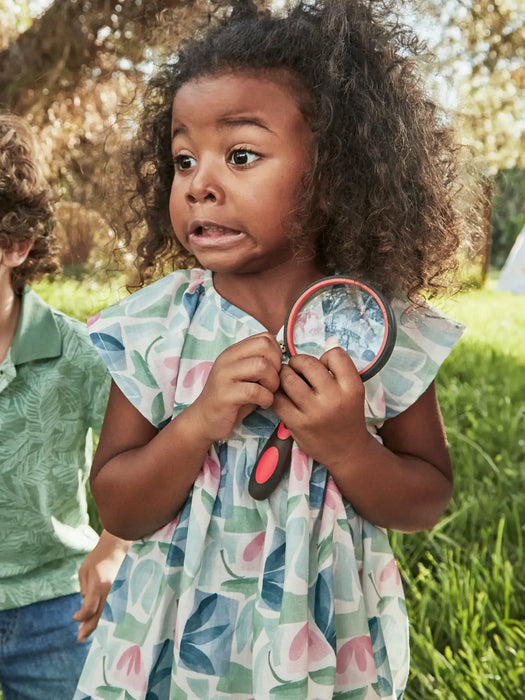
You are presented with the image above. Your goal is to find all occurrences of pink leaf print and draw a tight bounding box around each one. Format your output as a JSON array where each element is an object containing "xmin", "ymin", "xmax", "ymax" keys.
[
  {"xmin": 164, "ymin": 356, "xmax": 180, "ymax": 386},
  {"xmin": 201, "ymin": 455, "xmax": 221, "ymax": 490},
  {"xmin": 188, "ymin": 269, "xmax": 205, "ymax": 294},
  {"xmin": 291, "ymin": 450, "xmax": 308, "ymax": 482},
  {"xmin": 182, "ymin": 361, "xmax": 214, "ymax": 388},
  {"xmin": 379, "ymin": 557, "xmax": 402, "ymax": 593},
  {"xmin": 243, "ymin": 532, "xmax": 265, "ymax": 562},
  {"xmin": 337, "ymin": 636, "xmax": 374, "ymax": 675},
  {"xmin": 289, "ymin": 624, "xmax": 331, "ymax": 664},
  {"xmin": 289, "ymin": 623, "xmax": 309, "ymax": 662},
  {"xmin": 87, "ymin": 311, "xmax": 101, "ymax": 327},
  {"xmin": 324, "ymin": 477, "xmax": 341, "ymax": 511},
  {"xmin": 115, "ymin": 645, "xmax": 147, "ymax": 692}
]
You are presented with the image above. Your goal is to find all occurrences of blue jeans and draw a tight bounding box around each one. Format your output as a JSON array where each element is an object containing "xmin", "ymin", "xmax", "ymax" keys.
[{"xmin": 0, "ymin": 593, "xmax": 91, "ymax": 700}]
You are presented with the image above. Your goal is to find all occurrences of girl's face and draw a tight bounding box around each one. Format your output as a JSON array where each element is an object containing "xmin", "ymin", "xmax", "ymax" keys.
[{"xmin": 169, "ymin": 71, "xmax": 315, "ymax": 279}]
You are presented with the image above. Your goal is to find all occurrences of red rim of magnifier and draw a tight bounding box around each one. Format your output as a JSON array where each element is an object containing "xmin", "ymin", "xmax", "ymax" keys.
[{"xmin": 283, "ymin": 276, "xmax": 396, "ymax": 380}]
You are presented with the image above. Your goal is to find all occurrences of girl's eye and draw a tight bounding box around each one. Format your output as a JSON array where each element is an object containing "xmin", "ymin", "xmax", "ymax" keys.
[
  {"xmin": 229, "ymin": 149, "xmax": 260, "ymax": 166},
  {"xmin": 174, "ymin": 154, "xmax": 196, "ymax": 171}
]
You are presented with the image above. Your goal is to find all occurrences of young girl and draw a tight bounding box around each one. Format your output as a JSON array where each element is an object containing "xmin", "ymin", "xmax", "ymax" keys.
[{"xmin": 75, "ymin": 1, "xmax": 472, "ymax": 697}]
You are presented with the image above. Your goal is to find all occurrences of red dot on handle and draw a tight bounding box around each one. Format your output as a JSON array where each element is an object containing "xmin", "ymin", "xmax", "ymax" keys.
[
  {"xmin": 255, "ymin": 447, "xmax": 279, "ymax": 484},
  {"xmin": 277, "ymin": 422, "xmax": 291, "ymax": 440}
]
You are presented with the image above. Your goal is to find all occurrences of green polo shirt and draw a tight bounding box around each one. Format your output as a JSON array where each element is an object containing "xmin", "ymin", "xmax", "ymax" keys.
[{"xmin": 0, "ymin": 287, "xmax": 110, "ymax": 610}]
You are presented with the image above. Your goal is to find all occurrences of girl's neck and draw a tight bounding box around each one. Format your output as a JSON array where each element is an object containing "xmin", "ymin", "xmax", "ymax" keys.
[
  {"xmin": 212, "ymin": 261, "xmax": 323, "ymax": 335},
  {"xmin": 0, "ymin": 275, "xmax": 21, "ymax": 364}
]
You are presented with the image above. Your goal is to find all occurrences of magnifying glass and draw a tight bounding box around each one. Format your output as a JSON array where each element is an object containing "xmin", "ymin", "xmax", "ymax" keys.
[{"xmin": 248, "ymin": 276, "xmax": 397, "ymax": 500}]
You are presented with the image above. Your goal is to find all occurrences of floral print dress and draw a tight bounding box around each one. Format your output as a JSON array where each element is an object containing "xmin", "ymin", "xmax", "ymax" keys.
[{"xmin": 74, "ymin": 268, "xmax": 463, "ymax": 700}]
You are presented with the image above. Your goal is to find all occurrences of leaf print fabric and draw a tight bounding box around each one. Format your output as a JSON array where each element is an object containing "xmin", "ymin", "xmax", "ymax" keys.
[{"xmin": 75, "ymin": 269, "xmax": 464, "ymax": 699}]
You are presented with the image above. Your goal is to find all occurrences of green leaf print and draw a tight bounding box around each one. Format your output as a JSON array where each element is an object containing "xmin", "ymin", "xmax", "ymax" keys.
[
  {"xmin": 94, "ymin": 686, "xmax": 125, "ymax": 700},
  {"xmin": 130, "ymin": 559, "xmax": 163, "ymax": 614},
  {"xmin": 377, "ymin": 595, "xmax": 395, "ymax": 614},
  {"xmin": 130, "ymin": 349, "xmax": 159, "ymax": 388},
  {"xmin": 309, "ymin": 666, "xmax": 335, "ymax": 685},
  {"xmin": 333, "ymin": 688, "xmax": 368, "ymax": 699},
  {"xmin": 151, "ymin": 392, "xmax": 165, "ymax": 427},
  {"xmin": 216, "ymin": 662, "xmax": 253, "ymax": 693},
  {"xmin": 372, "ymin": 675, "xmax": 393, "ymax": 695},
  {"xmin": 270, "ymin": 679, "xmax": 308, "ymax": 697},
  {"xmin": 221, "ymin": 578, "xmax": 258, "ymax": 596},
  {"xmin": 187, "ymin": 677, "xmax": 211, "ymax": 697}
]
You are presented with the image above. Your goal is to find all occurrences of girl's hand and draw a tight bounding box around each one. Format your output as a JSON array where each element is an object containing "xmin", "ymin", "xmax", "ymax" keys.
[
  {"xmin": 190, "ymin": 332, "xmax": 283, "ymax": 442},
  {"xmin": 272, "ymin": 347, "xmax": 371, "ymax": 469}
]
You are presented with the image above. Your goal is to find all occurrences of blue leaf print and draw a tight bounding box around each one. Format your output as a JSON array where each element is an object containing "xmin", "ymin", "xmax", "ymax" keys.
[
  {"xmin": 375, "ymin": 675, "xmax": 393, "ymax": 696},
  {"xmin": 146, "ymin": 639, "xmax": 173, "ymax": 699},
  {"xmin": 90, "ymin": 329, "xmax": 127, "ymax": 371},
  {"xmin": 184, "ymin": 623, "xmax": 230, "ymax": 645},
  {"xmin": 265, "ymin": 542, "xmax": 286, "ymax": 573},
  {"xmin": 184, "ymin": 593, "xmax": 218, "ymax": 634},
  {"xmin": 90, "ymin": 331, "xmax": 124, "ymax": 351},
  {"xmin": 179, "ymin": 642, "xmax": 215, "ymax": 675},
  {"xmin": 166, "ymin": 544, "xmax": 185, "ymax": 567},
  {"xmin": 261, "ymin": 581, "xmax": 284, "ymax": 610},
  {"xmin": 314, "ymin": 571, "xmax": 336, "ymax": 651},
  {"xmin": 182, "ymin": 285, "xmax": 204, "ymax": 317},
  {"xmin": 310, "ymin": 462, "xmax": 327, "ymax": 510},
  {"xmin": 261, "ymin": 542, "xmax": 285, "ymax": 610},
  {"xmin": 368, "ymin": 616, "xmax": 380, "ymax": 646}
]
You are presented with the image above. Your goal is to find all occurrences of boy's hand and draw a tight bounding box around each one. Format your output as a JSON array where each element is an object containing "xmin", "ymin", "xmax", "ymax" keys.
[
  {"xmin": 272, "ymin": 347, "xmax": 369, "ymax": 468},
  {"xmin": 190, "ymin": 332, "xmax": 283, "ymax": 442},
  {"xmin": 73, "ymin": 531, "xmax": 130, "ymax": 642}
]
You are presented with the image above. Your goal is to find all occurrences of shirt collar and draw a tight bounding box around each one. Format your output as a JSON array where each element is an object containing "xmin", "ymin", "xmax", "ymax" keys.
[{"xmin": 10, "ymin": 287, "xmax": 62, "ymax": 365}]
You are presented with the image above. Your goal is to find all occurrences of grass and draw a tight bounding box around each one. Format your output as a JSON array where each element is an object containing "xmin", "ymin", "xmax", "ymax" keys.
[
  {"xmin": 30, "ymin": 273, "xmax": 524, "ymax": 699},
  {"xmin": 394, "ymin": 283, "xmax": 525, "ymax": 699}
]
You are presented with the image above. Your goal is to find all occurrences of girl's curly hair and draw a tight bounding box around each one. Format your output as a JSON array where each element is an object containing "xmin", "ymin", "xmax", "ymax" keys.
[
  {"xmin": 0, "ymin": 113, "xmax": 59, "ymax": 294},
  {"xmin": 121, "ymin": 0, "xmax": 475, "ymax": 299}
]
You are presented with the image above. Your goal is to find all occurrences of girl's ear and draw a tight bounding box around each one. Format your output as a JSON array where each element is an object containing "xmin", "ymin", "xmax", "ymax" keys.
[{"xmin": 0, "ymin": 239, "xmax": 34, "ymax": 268}]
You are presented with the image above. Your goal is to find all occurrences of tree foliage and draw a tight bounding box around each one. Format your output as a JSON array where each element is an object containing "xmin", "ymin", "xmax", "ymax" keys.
[
  {"xmin": 0, "ymin": 0, "xmax": 522, "ymax": 267},
  {"xmin": 0, "ymin": 0, "xmax": 262, "ymax": 264},
  {"xmin": 417, "ymin": 0, "xmax": 524, "ymax": 175}
]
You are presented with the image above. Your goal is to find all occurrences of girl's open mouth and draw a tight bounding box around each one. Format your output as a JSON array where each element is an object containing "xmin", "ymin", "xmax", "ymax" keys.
[{"xmin": 189, "ymin": 224, "xmax": 247, "ymax": 247}]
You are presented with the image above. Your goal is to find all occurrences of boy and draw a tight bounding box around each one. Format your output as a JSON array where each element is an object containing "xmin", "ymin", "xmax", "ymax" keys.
[{"xmin": 0, "ymin": 113, "xmax": 129, "ymax": 698}]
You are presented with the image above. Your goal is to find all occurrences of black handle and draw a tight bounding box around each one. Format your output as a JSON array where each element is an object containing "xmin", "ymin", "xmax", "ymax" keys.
[{"xmin": 248, "ymin": 421, "xmax": 294, "ymax": 500}]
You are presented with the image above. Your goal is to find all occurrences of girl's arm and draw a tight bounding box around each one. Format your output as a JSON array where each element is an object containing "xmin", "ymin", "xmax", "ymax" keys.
[
  {"xmin": 274, "ymin": 348, "xmax": 453, "ymax": 532},
  {"xmin": 91, "ymin": 333, "xmax": 282, "ymax": 540}
]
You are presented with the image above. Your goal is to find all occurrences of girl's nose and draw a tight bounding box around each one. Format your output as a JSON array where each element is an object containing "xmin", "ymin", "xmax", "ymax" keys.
[{"xmin": 186, "ymin": 163, "xmax": 223, "ymax": 205}]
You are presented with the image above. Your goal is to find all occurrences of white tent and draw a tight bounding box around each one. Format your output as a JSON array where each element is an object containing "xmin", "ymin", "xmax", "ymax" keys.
[{"xmin": 498, "ymin": 225, "xmax": 525, "ymax": 294}]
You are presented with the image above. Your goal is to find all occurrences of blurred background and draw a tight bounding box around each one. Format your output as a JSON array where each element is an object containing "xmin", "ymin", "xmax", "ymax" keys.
[{"xmin": 0, "ymin": 1, "xmax": 523, "ymax": 698}]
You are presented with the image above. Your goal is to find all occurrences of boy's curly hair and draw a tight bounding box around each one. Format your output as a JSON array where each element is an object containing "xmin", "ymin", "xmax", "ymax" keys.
[
  {"xmin": 121, "ymin": 0, "xmax": 476, "ymax": 299},
  {"xmin": 0, "ymin": 113, "xmax": 59, "ymax": 294}
]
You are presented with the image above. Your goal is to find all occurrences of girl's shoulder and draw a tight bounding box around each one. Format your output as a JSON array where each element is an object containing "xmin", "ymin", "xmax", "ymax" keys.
[
  {"xmin": 89, "ymin": 268, "xmax": 208, "ymax": 328},
  {"xmin": 86, "ymin": 268, "xmax": 211, "ymax": 428},
  {"xmin": 365, "ymin": 299, "xmax": 465, "ymax": 421}
]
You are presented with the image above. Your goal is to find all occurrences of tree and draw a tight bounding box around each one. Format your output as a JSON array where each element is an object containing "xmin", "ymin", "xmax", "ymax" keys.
[
  {"xmin": 416, "ymin": 0, "xmax": 524, "ymax": 175},
  {"xmin": 0, "ymin": 0, "xmax": 270, "ymax": 264}
]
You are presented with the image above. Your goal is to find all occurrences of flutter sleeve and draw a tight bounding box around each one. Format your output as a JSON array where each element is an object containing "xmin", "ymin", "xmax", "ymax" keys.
[
  {"xmin": 364, "ymin": 299, "xmax": 465, "ymax": 423},
  {"xmin": 87, "ymin": 269, "xmax": 206, "ymax": 429}
]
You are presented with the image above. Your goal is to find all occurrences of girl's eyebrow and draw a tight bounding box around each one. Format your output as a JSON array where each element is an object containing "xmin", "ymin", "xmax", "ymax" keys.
[
  {"xmin": 218, "ymin": 116, "xmax": 274, "ymax": 133},
  {"xmin": 171, "ymin": 115, "xmax": 274, "ymax": 141}
]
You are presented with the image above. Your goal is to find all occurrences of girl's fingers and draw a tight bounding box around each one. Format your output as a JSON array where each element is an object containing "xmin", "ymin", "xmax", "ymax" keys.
[
  {"xmin": 283, "ymin": 354, "xmax": 335, "ymax": 393},
  {"xmin": 319, "ymin": 346, "xmax": 362, "ymax": 387},
  {"xmin": 223, "ymin": 356, "xmax": 281, "ymax": 393},
  {"xmin": 220, "ymin": 332, "xmax": 282, "ymax": 371},
  {"xmin": 278, "ymin": 349, "xmax": 363, "ymax": 411}
]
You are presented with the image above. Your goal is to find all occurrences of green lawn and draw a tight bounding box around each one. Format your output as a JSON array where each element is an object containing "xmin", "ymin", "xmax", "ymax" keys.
[
  {"xmin": 28, "ymin": 275, "xmax": 524, "ymax": 699},
  {"xmin": 395, "ymin": 284, "xmax": 525, "ymax": 699}
]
